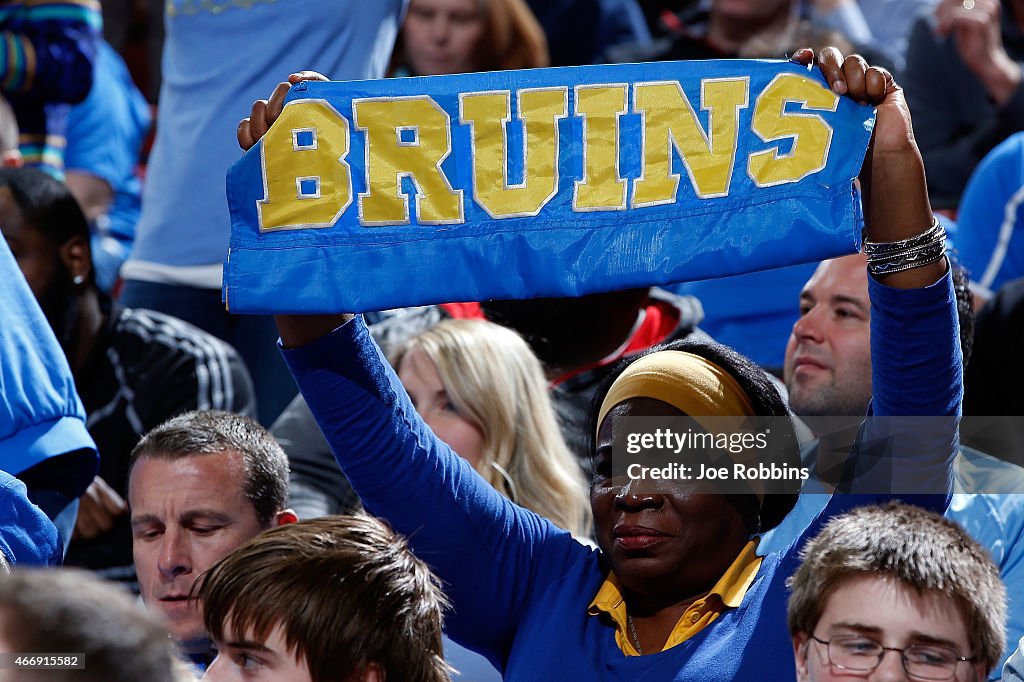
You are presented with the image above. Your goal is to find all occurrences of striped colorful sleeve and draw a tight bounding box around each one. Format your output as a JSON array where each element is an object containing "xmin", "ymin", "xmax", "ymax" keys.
[{"xmin": 0, "ymin": 0, "xmax": 101, "ymax": 101}]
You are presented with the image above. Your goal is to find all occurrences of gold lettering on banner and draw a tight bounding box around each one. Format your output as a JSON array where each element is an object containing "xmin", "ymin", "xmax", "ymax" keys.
[{"xmin": 256, "ymin": 73, "xmax": 842, "ymax": 230}]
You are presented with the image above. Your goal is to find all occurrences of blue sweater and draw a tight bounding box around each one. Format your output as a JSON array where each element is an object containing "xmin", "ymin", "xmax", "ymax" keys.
[{"xmin": 282, "ymin": 271, "xmax": 960, "ymax": 681}]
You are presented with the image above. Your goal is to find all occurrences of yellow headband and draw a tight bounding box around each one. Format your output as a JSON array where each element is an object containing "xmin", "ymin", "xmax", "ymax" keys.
[{"xmin": 596, "ymin": 350, "xmax": 757, "ymax": 436}]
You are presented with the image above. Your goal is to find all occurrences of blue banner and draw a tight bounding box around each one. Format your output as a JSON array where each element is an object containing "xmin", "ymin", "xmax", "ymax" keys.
[{"xmin": 224, "ymin": 59, "xmax": 874, "ymax": 314}]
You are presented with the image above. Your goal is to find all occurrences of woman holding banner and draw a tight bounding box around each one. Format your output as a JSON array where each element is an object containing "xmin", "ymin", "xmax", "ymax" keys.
[{"xmin": 241, "ymin": 50, "xmax": 977, "ymax": 680}]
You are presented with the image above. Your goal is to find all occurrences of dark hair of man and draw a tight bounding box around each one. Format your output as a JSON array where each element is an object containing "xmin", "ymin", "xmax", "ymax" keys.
[
  {"xmin": 128, "ymin": 410, "xmax": 289, "ymax": 526},
  {"xmin": 0, "ymin": 166, "xmax": 90, "ymax": 245},
  {"xmin": 787, "ymin": 501, "xmax": 1006, "ymax": 675},
  {"xmin": 0, "ymin": 568, "xmax": 180, "ymax": 682},
  {"xmin": 588, "ymin": 336, "xmax": 801, "ymax": 531},
  {"xmin": 198, "ymin": 515, "xmax": 450, "ymax": 682}
]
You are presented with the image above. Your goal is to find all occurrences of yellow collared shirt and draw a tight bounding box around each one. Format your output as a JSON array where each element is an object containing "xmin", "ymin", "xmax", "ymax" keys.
[{"xmin": 587, "ymin": 540, "xmax": 763, "ymax": 656}]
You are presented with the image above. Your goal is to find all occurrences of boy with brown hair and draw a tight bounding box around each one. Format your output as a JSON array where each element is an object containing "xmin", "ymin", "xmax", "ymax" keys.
[
  {"xmin": 198, "ymin": 515, "xmax": 450, "ymax": 682},
  {"xmin": 788, "ymin": 502, "xmax": 1006, "ymax": 682}
]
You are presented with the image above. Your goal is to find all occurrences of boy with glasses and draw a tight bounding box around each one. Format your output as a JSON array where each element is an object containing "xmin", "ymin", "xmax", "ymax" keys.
[{"xmin": 788, "ymin": 502, "xmax": 1006, "ymax": 682}]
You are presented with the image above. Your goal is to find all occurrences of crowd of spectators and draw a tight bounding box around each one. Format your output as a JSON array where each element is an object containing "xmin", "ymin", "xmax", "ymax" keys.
[{"xmin": 2, "ymin": 0, "xmax": 1024, "ymax": 680}]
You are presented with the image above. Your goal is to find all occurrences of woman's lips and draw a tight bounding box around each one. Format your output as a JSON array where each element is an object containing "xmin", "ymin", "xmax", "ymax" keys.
[{"xmin": 613, "ymin": 525, "xmax": 671, "ymax": 550}]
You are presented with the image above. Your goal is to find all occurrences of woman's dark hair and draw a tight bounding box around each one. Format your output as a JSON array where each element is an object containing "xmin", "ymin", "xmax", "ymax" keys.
[{"xmin": 588, "ymin": 336, "xmax": 801, "ymax": 532}]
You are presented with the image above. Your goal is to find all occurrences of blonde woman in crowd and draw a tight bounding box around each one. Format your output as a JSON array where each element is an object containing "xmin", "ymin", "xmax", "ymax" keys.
[
  {"xmin": 393, "ymin": 319, "xmax": 591, "ymax": 537},
  {"xmin": 390, "ymin": 0, "xmax": 549, "ymax": 77}
]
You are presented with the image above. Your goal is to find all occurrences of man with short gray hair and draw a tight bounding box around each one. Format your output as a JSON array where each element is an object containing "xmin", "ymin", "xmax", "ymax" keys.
[{"xmin": 127, "ymin": 410, "xmax": 296, "ymax": 672}]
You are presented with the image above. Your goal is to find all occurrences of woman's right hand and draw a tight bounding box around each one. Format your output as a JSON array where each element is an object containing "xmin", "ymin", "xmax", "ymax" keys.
[
  {"xmin": 237, "ymin": 71, "xmax": 352, "ymax": 345},
  {"xmin": 238, "ymin": 71, "xmax": 330, "ymax": 151}
]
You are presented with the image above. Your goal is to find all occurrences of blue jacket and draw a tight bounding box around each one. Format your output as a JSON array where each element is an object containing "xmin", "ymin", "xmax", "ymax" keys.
[{"xmin": 0, "ymin": 470, "xmax": 59, "ymax": 566}]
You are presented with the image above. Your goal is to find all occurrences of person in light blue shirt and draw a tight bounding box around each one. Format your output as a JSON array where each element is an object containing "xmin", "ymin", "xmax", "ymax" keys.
[
  {"xmin": 761, "ymin": 251, "xmax": 1024, "ymax": 678},
  {"xmin": 954, "ymin": 131, "xmax": 1024, "ymax": 299},
  {"xmin": 120, "ymin": 0, "xmax": 408, "ymax": 425},
  {"xmin": 65, "ymin": 39, "xmax": 151, "ymax": 293}
]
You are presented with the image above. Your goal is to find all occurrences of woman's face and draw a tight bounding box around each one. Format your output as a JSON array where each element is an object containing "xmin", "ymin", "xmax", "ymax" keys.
[
  {"xmin": 402, "ymin": 0, "xmax": 486, "ymax": 76},
  {"xmin": 591, "ymin": 398, "xmax": 751, "ymax": 600},
  {"xmin": 399, "ymin": 346, "xmax": 486, "ymax": 469}
]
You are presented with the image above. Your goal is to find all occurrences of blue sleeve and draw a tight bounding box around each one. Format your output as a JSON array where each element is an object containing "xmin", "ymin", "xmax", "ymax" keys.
[
  {"xmin": 0, "ymin": 471, "xmax": 60, "ymax": 566},
  {"xmin": 810, "ymin": 2, "xmax": 873, "ymax": 46},
  {"xmin": 867, "ymin": 267, "xmax": 962, "ymax": 420},
  {"xmin": 785, "ymin": 268, "xmax": 961, "ymax": 557},
  {"xmin": 281, "ymin": 316, "xmax": 589, "ymax": 664},
  {"xmin": 598, "ymin": 0, "xmax": 651, "ymax": 52},
  {"xmin": 1, "ymin": 1, "xmax": 101, "ymax": 103},
  {"xmin": 856, "ymin": 268, "xmax": 960, "ymax": 505}
]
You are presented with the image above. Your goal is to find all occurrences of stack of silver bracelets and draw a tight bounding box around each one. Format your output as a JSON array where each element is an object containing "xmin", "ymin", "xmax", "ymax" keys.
[{"xmin": 862, "ymin": 216, "xmax": 947, "ymax": 277}]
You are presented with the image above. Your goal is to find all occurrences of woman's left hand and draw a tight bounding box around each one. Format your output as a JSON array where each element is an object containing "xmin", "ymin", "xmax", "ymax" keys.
[{"xmin": 792, "ymin": 47, "xmax": 944, "ymax": 288}]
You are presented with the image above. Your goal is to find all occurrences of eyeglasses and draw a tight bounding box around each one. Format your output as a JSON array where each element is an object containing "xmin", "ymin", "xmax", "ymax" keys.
[{"xmin": 809, "ymin": 635, "xmax": 976, "ymax": 681}]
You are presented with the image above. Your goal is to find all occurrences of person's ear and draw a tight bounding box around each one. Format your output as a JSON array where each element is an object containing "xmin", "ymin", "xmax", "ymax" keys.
[
  {"xmin": 792, "ymin": 633, "xmax": 811, "ymax": 681},
  {"xmin": 274, "ymin": 509, "xmax": 298, "ymax": 526},
  {"xmin": 58, "ymin": 234, "xmax": 91, "ymax": 287}
]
